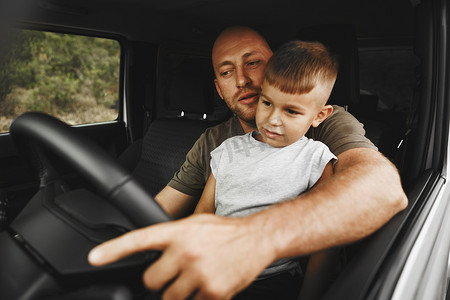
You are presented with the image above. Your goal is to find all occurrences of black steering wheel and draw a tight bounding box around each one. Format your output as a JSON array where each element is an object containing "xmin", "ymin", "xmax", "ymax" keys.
[
  {"xmin": 10, "ymin": 112, "xmax": 170, "ymax": 227},
  {"xmin": 3, "ymin": 112, "xmax": 170, "ymax": 299}
]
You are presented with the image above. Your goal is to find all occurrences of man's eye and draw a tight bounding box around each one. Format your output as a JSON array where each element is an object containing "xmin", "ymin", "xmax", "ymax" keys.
[
  {"xmin": 247, "ymin": 60, "xmax": 260, "ymax": 67},
  {"xmin": 220, "ymin": 70, "xmax": 230, "ymax": 76}
]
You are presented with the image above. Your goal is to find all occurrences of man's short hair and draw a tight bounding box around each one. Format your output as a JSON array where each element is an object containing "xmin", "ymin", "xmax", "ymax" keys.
[{"xmin": 264, "ymin": 40, "xmax": 338, "ymax": 96}]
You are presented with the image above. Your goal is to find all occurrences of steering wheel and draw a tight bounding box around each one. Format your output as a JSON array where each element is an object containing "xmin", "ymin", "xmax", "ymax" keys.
[
  {"xmin": 10, "ymin": 112, "xmax": 170, "ymax": 227},
  {"xmin": 3, "ymin": 112, "xmax": 170, "ymax": 299}
]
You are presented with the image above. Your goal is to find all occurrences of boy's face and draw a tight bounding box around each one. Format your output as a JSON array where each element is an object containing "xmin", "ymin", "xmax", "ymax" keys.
[{"xmin": 255, "ymin": 82, "xmax": 333, "ymax": 148}]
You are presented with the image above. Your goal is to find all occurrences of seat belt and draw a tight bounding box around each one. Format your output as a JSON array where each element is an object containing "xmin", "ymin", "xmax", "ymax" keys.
[
  {"xmin": 0, "ymin": 189, "xmax": 8, "ymax": 229},
  {"xmin": 394, "ymin": 65, "xmax": 420, "ymax": 171},
  {"xmin": 142, "ymin": 80, "xmax": 156, "ymax": 134}
]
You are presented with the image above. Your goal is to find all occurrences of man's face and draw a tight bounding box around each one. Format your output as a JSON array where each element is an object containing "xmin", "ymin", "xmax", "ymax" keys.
[
  {"xmin": 212, "ymin": 30, "xmax": 273, "ymax": 127},
  {"xmin": 255, "ymin": 82, "xmax": 330, "ymax": 148}
]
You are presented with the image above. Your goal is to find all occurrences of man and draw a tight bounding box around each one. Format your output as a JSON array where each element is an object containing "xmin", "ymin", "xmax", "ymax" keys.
[{"xmin": 89, "ymin": 26, "xmax": 408, "ymax": 300}]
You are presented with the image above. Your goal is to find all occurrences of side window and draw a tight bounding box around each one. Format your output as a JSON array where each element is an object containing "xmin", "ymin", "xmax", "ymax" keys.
[{"xmin": 0, "ymin": 29, "xmax": 120, "ymax": 133}]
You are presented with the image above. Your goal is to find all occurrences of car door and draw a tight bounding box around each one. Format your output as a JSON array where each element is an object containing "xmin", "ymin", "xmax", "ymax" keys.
[{"xmin": 321, "ymin": 0, "xmax": 450, "ymax": 298}]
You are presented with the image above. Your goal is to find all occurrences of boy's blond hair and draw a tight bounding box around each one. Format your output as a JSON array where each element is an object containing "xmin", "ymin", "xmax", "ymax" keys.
[{"xmin": 264, "ymin": 40, "xmax": 338, "ymax": 101}]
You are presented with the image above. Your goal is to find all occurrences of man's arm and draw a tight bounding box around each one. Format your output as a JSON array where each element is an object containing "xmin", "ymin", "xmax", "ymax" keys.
[
  {"xmin": 263, "ymin": 148, "xmax": 407, "ymax": 257},
  {"xmin": 312, "ymin": 160, "xmax": 334, "ymax": 187},
  {"xmin": 89, "ymin": 147, "xmax": 407, "ymax": 299}
]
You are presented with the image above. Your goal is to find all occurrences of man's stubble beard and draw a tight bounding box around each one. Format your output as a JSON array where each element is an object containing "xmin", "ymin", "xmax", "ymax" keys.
[{"xmin": 225, "ymin": 87, "xmax": 260, "ymax": 129}]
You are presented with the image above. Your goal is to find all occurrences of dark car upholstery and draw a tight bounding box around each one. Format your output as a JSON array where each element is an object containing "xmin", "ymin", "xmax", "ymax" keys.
[
  {"xmin": 297, "ymin": 24, "xmax": 407, "ymax": 164},
  {"xmin": 119, "ymin": 43, "xmax": 231, "ymax": 196}
]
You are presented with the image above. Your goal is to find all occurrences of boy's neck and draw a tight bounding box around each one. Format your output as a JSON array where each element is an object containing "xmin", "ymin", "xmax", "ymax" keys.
[{"xmin": 238, "ymin": 118, "xmax": 257, "ymax": 134}]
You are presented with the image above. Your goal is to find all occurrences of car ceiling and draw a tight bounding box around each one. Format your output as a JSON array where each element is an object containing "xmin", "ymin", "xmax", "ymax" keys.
[{"xmin": 2, "ymin": 0, "xmax": 415, "ymax": 46}]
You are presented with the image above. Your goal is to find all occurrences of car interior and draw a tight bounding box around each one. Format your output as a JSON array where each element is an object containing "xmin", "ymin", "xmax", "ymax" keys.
[{"xmin": 0, "ymin": 0, "xmax": 448, "ymax": 299}]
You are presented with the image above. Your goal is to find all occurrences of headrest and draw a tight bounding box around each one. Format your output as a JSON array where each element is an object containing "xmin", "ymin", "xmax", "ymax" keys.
[
  {"xmin": 157, "ymin": 43, "xmax": 231, "ymax": 121},
  {"xmin": 296, "ymin": 24, "xmax": 360, "ymax": 107},
  {"xmin": 167, "ymin": 57, "xmax": 215, "ymax": 115}
]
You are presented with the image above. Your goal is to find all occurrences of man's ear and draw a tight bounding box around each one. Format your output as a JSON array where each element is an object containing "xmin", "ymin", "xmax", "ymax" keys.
[
  {"xmin": 214, "ymin": 78, "xmax": 224, "ymax": 100},
  {"xmin": 311, "ymin": 105, "xmax": 333, "ymax": 127}
]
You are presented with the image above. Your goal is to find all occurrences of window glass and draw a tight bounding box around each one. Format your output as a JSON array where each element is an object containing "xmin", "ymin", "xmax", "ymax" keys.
[{"xmin": 0, "ymin": 29, "xmax": 120, "ymax": 133}]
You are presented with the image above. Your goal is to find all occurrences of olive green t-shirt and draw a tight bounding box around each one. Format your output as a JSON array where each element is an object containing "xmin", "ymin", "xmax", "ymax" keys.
[{"xmin": 168, "ymin": 105, "xmax": 377, "ymax": 197}]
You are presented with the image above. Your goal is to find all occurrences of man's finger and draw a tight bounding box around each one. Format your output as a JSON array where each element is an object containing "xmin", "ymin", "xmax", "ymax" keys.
[
  {"xmin": 88, "ymin": 223, "xmax": 175, "ymax": 266},
  {"xmin": 162, "ymin": 271, "xmax": 199, "ymax": 300},
  {"xmin": 142, "ymin": 248, "xmax": 181, "ymax": 291}
]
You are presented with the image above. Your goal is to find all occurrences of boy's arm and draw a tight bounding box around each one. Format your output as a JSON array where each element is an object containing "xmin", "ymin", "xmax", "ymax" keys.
[
  {"xmin": 193, "ymin": 174, "xmax": 216, "ymax": 214},
  {"xmin": 155, "ymin": 186, "xmax": 199, "ymax": 219}
]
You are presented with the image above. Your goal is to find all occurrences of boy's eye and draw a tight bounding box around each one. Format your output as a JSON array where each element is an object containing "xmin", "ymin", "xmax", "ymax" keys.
[
  {"xmin": 262, "ymin": 100, "xmax": 271, "ymax": 106},
  {"xmin": 287, "ymin": 109, "xmax": 299, "ymax": 115}
]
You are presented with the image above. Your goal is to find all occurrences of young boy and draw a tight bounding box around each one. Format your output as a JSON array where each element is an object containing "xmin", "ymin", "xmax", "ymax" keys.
[{"xmin": 194, "ymin": 40, "xmax": 338, "ymax": 299}]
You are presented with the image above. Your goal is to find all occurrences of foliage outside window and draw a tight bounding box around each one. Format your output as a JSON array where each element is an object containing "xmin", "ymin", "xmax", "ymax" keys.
[{"xmin": 0, "ymin": 29, "xmax": 120, "ymax": 133}]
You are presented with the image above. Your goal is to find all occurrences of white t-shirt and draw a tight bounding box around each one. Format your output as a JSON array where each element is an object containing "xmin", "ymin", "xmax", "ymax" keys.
[
  {"xmin": 212, "ymin": 132, "xmax": 336, "ymax": 217},
  {"xmin": 211, "ymin": 132, "xmax": 336, "ymax": 278}
]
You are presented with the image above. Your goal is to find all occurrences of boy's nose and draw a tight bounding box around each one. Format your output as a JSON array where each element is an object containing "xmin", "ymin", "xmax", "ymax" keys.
[{"xmin": 268, "ymin": 115, "xmax": 282, "ymax": 126}]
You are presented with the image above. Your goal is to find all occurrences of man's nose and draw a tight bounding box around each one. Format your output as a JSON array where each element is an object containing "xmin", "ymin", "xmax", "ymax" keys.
[{"xmin": 236, "ymin": 67, "xmax": 251, "ymax": 88}]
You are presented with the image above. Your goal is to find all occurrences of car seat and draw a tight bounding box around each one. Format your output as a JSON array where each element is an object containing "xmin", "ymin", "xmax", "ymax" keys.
[{"xmin": 118, "ymin": 43, "xmax": 231, "ymax": 196}]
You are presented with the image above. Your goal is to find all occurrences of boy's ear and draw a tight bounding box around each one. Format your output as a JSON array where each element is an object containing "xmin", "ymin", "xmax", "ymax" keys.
[
  {"xmin": 312, "ymin": 105, "xmax": 333, "ymax": 127},
  {"xmin": 214, "ymin": 78, "xmax": 224, "ymax": 100}
]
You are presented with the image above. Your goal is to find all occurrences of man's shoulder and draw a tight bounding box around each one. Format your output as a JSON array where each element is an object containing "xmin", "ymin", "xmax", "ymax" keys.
[
  {"xmin": 200, "ymin": 115, "xmax": 243, "ymax": 143},
  {"xmin": 204, "ymin": 116, "xmax": 234, "ymax": 134},
  {"xmin": 306, "ymin": 105, "xmax": 377, "ymax": 156},
  {"xmin": 307, "ymin": 105, "xmax": 361, "ymax": 137},
  {"xmin": 329, "ymin": 105, "xmax": 356, "ymax": 120}
]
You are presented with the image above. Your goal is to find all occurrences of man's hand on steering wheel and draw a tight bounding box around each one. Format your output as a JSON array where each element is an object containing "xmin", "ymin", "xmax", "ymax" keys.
[{"xmin": 89, "ymin": 213, "xmax": 275, "ymax": 300}]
